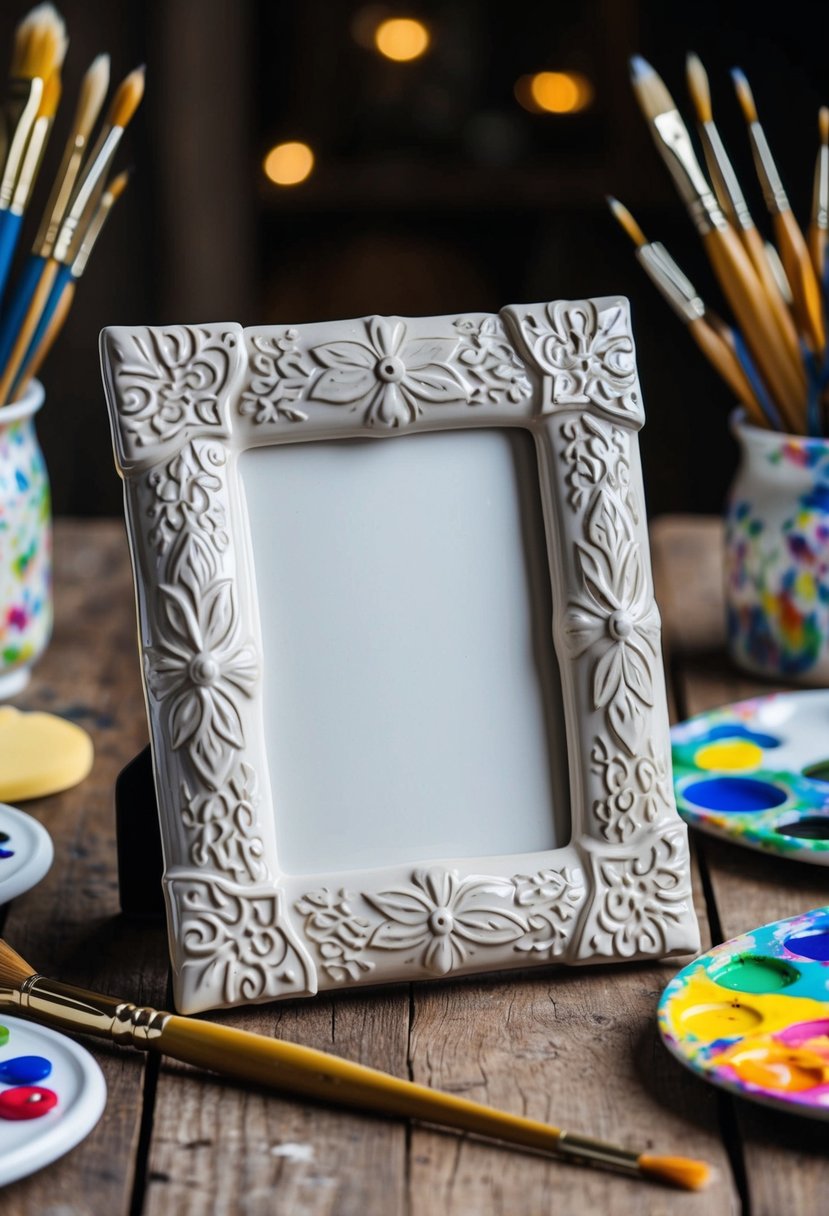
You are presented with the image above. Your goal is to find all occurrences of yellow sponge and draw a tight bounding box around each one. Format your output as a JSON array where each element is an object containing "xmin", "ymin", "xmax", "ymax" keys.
[{"xmin": 0, "ymin": 706, "xmax": 94, "ymax": 801}]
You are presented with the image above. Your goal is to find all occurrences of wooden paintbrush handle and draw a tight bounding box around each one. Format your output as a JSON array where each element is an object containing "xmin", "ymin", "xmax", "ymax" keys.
[
  {"xmin": 774, "ymin": 209, "xmax": 826, "ymax": 354},
  {"xmin": 739, "ymin": 224, "xmax": 804, "ymax": 377},
  {"xmin": 687, "ymin": 316, "xmax": 767, "ymax": 426},
  {"xmin": 704, "ymin": 225, "xmax": 804, "ymax": 431},
  {"xmin": 158, "ymin": 1016, "xmax": 564, "ymax": 1154}
]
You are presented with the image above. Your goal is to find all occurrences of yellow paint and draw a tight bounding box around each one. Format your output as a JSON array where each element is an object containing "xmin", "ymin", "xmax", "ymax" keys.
[
  {"xmin": 374, "ymin": 18, "xmax": 430, "ymax": 62},
  {"xmin": 0, "ymin": 706, "xmax": 93, "ymax": 801},
  {"xmin": 796, "ymin": 571, "xmax": 816, "ymax": 601},
  {"xmin": 695, "ymin": 740, "xmax": 764, "ymax": 772},
  {"xmin": 263, "ymin": 142, "xmax": 314, "ymax": 187},
  {"xmin": 667, "ymin": 968, "xmax": 829, "ymax": 1044}
]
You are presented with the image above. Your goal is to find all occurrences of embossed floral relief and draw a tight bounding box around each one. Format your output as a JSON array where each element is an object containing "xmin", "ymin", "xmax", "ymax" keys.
[
  {"xmin": 105, "ymin": 325, "xmax": 241, "ymax": 457},
  {"xmin": 296, "ymin": 865, "xmax": 586, "ymax": 982},
  {"xmin": 517, "ymin": 299, "xmax": 639, "ymax": 420},
  {"xmin": 590, "ymin": 737, "xmax": 673, "ymax": 843},
  {"xmin": 171, "ymin": 876, "xmax": 315, "ymax": 1005},
  {"xmin": 236, "ymin": 314, "xmax": 533, "ymax": 430}
]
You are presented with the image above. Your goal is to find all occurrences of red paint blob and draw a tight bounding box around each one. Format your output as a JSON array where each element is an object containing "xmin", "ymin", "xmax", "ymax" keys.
[{"xmin": 0, "ymin": 1085, "xmax": 58, "ymax": 1120}]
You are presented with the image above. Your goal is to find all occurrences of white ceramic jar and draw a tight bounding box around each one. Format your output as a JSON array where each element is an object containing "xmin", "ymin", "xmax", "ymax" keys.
[
  {"xmin": 725, "ymin": 411, "xmax": 829, "ymax": 683},
  {"xmin": 0, "ymin": 379, "xmax": 52, "ymax": 697}
]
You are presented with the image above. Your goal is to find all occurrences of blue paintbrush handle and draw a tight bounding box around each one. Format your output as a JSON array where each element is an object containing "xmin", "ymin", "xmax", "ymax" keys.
[
  {"xmin": 0, "ymin": 210, "xmax": 23, "ymax": 312},
  {"xmin": 0, "ymin": 252, "xmax": 46, "ymax": 374},
  {"xmin": 16, "ymin": 262, "xmax": 73, "ymax": 382}
]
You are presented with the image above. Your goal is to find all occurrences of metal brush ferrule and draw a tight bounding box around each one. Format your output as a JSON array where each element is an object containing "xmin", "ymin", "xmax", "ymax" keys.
[
  {"xmin": 557, "ymin": 1132, "xmax": 640, "ymax": 1175},
  {"xmin": 53, "ymin": 126, "xmax": 121, "ymax": 264},
  {"xmin": 813, "ymin": 147, "xmax": 829, "ymax": 230},
  {"xmin": 11, "ymin": 116, "xmax": 50, "ymax": 215},
  {"xmin": 15, "ymin": 975, "xmax": 171, "ymax": 1048},
  {"xmin": 700, "ymin": 121, "xmax": 752, "ymax": 229},
  {"xmin": 36, "ymin": 137, "xmax": 86, "ymax": 255},
  {"xmin": 748, "ymin": 122, "xmax": 789, "ymax": 214},
  {"xmin": 0, "ymin": 77, "xmax": 44, "ymax": 208},
  {"xmin": 71, "ymin": 195, "xmax": 113, "ymax": 278},
  {"xmin": 653, "ymin": 109, "xmax": 727, "ymax": 234},
  {"xmin": 637, "ymin": 244, "xmax": 704, "ymax": 322}
]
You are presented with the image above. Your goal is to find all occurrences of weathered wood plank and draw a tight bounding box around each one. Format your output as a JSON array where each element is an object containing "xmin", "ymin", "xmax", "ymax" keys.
[
  {"xmin": 653, "ymin": 515, "xmax": 829, "ymax": 1216},
  {"xmin": 2, "ymin": 520, "xmax": 169, "ymax": 1216}
]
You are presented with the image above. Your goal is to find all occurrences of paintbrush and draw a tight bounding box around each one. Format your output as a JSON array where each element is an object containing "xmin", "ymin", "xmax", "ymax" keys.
[
  {"xmin": 0, "ymin": 63, "xmax": 144, "ymax": 403},
  {"xmin": 809, "ymin": 106, "xmax": 829, "ymax": 283},
  {"xmin": 0, "ymin": 3, "xmax": 65, "ymax": 302},
  {"xmin": 732, "ymin": 67, "xmax": 825, "ymax": 354},
  {"xmin": 0, "ymin": 53, "xmax": 110, "ymax": 373},
  {"xmin": 11, "ymin": 168, "xmax": 131, "ymax": 400},
  {"xmin": 685, "ymin": 52, "xmax": 802, "ymax": 376},
  {"xmin": 0, "ymin": 938, "xmax": 711, "ymax": 1191},
  {"xmin": 629, "ymin": 56, "xmax": 804, "ymax": 431},
  {"xmin": 607, "ymin": 196, "xmax": 771, "ymax": 426}
]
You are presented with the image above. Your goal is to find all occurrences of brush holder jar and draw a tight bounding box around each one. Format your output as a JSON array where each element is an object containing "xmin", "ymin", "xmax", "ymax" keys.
[
  {"xmin": 0, "ymin": 379, "xmax": 51, "ymax": 698},
  {"xmin": 725, "ymin": 411, "xmax": 829, "ymax": 683}
]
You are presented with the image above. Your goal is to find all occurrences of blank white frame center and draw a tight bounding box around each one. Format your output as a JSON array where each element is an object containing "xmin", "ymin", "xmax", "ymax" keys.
[{"xmin": 242, "ymin": 429, "xmax": 569, "ymax": 874}]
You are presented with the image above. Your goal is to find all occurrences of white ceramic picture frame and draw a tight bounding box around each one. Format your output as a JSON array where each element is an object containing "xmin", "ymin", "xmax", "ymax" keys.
[{"xmin": 100, "ymin": 297, "xmax": 699, "ymax": 1015}]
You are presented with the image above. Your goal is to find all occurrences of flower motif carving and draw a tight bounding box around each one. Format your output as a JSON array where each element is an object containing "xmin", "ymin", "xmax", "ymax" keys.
[
  {"xmin": 181, "ymin": 762, "xmax": 267, "ymax": 884},
  {"xmin": 585, "ymin": 829, "xmax": 693, "ymax": 959},
  {"xmin": 296, "ymin": 865, "xmax": 586, "ymax": 980},
  {"xmin": 590, "ymin": 737, "xmax": 672, "ymax": 843},
  {"xmin": 171, "ymin": 876, "xmax": 315, "ymax": 1005},
  {"xmin": 105, "ymin": 325, "xmax": 240, "ymax": 457},
  {"xmin": 309, "ymin": 316, "xmax": 470, "ymax": 427},
  {"xmin": 147, "ymin": 439, "xmax": 228, "ymax": 558},
  {"xmin": 453, "ymin": 316, "xmax": 533, "ymax": 406},
  {"xmin": 144, "ymin": 577, "xmax": 258, "ymax": 789},
  {"xmin": 517, "ymin": 300, "xmax": 639, "ymax": 421},
  {"xmin": 240, "ymin": 329, "xmax": 313, "ymax": 424}
]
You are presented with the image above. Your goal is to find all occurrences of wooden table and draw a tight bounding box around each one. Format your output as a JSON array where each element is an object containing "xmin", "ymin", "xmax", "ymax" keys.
[{"xmin": 3, "ymin": 516, "xmax": 828, "ymax": 1216}]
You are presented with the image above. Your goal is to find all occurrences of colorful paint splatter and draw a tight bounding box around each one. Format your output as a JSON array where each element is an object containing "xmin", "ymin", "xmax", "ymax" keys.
[
  {"xmin": 659, "ymin": 908, "xmax": 829, "ymax": 1118},
  {"xmin": 0, "ymin": 388, "xmax": 52, "ymax": 681},
  {"xmin": 726, "ymin": 427, "xmax": 829, "ymax": 679},
  {"xmin": 671, "ymin": 691, "xmax": 829, "ymax": 865}
]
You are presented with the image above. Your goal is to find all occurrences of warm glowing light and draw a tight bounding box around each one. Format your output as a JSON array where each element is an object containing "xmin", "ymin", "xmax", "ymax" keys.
[
  {"xmin": 374, "ymin": 17, "xmax": 430, "ymax": 62},
  {"xmin": 264, "ymin": 141, "xmax": 315, "ymax": 186},
  {"xmin": 515, "ymin": 71, "xmax": 594, "ymax": 115}
]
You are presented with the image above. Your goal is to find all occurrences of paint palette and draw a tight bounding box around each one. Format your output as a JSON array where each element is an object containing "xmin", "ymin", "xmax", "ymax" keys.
[
  {"xmin": 0, "ymin": 1014, "xmax": 106, "ymax": 1185},
  {"xmin": 0, "ymin": 802, "xmax": 53, "ymax": 904},
  {"xmin": 659, "ymin": 908, "xmax": 829, "ymax": 1118},
  {"xmin": 671, "ymin": 690, "xmax": 829, "ymax": 864}
]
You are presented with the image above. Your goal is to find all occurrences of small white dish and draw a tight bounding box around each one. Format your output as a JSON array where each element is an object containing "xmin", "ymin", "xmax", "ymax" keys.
[
  {"xmin": 0, "ymin": 802, "xmax": 52, "ymax": 904},
  {"xmin": 0, "ymin": 1014, "xmax": 107, "ymax": 1186}
]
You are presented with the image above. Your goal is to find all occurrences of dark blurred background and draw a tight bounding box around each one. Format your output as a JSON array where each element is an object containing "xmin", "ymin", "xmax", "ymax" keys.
[{"xmin": 2, "ymin": 0, "xmax": 829, "ymax": 517}]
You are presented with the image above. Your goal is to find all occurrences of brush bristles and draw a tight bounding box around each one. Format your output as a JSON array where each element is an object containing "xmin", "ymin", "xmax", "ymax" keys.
[
  {"xmin": 820, "ymin": 106, "xmax": 829, "ymax": 147},
  {"xmin": 0, "ymin": 939, "xmax": 36, "ymax": 990},
  {"xmin": 106, "ymin": 167, "xmax": 131, "ymax": 201},
  {"xmin": 74, "ymin": 53, "xmax": 111, "ymax": 141},
  {"xmin": 607, "ymin": 195, "xmax": 648, "ymax": 248},
  {"xmin": 686, "ymin": 52, "xmax": 712, "ymax": 123},
  {"xmin": 731, "ymin": 67, "xmax": 758, "ymax": 124},
  {"xmin": 637, "ymin": 1154, "xmax": 712, "ymax": 1191},
  {"xmin": 11, "ymin": 3, "xmax": 64, "ymax": 80},
  {"xmin": 106, "ymin": 65, "xmax": 146, "ymax": 129},
  {"xmin": 629, "ymin": 54, "xmax": 677, "ymax": 121},
  {"xmin": 38, "ymin": 67, "xmax": 61, "ymax": 118}
]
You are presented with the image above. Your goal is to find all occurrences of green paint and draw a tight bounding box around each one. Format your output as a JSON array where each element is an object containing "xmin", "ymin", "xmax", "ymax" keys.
[
  {"xmin": 0, "ymin": 1024, "xmax": 7, "ymax": 1046},
  {"xmin": 714, "ymin": 954, "xmax": 799, "ymax": 994}
]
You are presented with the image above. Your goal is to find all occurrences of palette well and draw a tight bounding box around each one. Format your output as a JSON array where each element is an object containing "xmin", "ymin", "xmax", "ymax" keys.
[
  {"xmin": 671, "ymin": 690, "xmax": 829, "ymax": 864},
  {"xmin": 659, "ymin": 908, "xmax": 829, "ymax": 1118},
  {"xmin": 0, "ymin": 802, "xmax": 53, "ymax": 905},
  {"xmin": 0, "ymin": 1014, "xmax": 106, "ymax": 1186}
]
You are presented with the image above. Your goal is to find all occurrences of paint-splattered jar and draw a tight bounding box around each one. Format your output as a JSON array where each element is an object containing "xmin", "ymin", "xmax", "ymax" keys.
[
  {"xmin": 0, "ymin": 379, "xmax": 51, "ymax": 697},
  {"xmin": 726, "ymin": 411, "xmax": 829, "ymax": 683}
]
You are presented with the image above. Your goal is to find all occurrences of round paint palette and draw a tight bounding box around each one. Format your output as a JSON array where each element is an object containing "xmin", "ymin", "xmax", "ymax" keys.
[
  {"xmin": 0, "ymin": 802, "xmax": 53, "ymax": 904},
  {"xmin": 0, "ymin": 1014, "xmax": 106, "ymax": 1185},
  {"xmin": 659, "ymin": 908, "xmax": 829, "ymax": 1119},
  {"xmin": 671, "ymin": 690, "xmax": 829, "ymax": 864}
]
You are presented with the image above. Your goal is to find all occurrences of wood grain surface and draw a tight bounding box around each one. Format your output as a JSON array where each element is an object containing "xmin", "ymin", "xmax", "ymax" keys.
[{"xmin": 4, "ymin": 516, "xmax": 820, "ymax": 1215}]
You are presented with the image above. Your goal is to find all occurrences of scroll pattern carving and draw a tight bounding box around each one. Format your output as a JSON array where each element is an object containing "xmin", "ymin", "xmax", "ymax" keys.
[{"xmin": 296, "ymin": 864, "xmax": 587, "ymax": 981}]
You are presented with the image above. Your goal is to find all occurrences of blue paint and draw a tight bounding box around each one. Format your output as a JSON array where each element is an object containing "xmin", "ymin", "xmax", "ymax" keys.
[
  {"xmin": 683, "ymin": 776, "xmax": 788, "ymax": 813},
  {"xmin": 785, "ymin": 929, "xmax": 829, "ymax": 962},
  {"xmin": 0, "ymin": 829, "xmax": 12, "ymax": 859},
  {"xmin": 704, "ymin": 724, "xmax": 781, "ymax": 749},
  {"xmin": 0, "ymin": 1055, "xmax": 52, "ymax": 1084}
]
